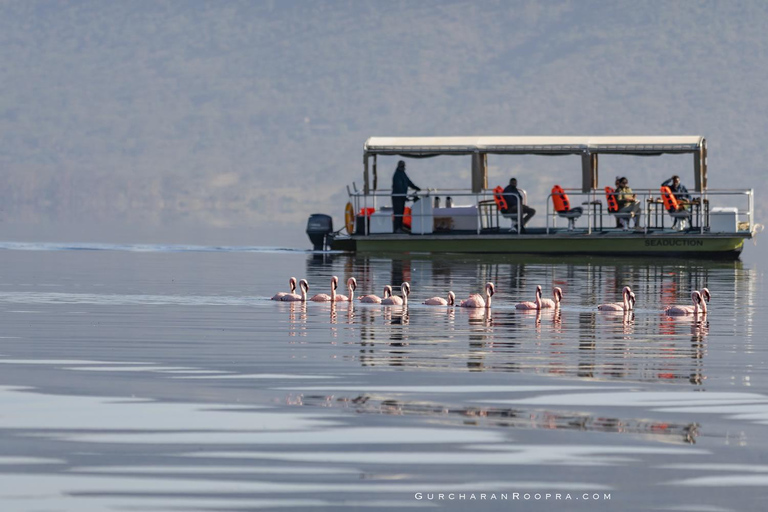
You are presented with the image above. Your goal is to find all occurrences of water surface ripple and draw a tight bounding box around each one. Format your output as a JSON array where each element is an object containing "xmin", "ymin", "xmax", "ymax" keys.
[{"xmin": 0, "ymin": 246, "xmax": 765, "ymax": 511}]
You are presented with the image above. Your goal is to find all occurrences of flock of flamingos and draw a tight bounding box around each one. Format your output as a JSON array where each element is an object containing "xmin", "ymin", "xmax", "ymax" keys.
[{"xmin": 272, "ymin": 277, "xmax": 712, "ymax": 316}]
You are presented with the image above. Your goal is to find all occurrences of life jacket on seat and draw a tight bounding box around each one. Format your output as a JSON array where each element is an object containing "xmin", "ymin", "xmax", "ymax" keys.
[
  {"xmin": 493, "ymin": 186, "xmax": 509, "ymax": 211},
  {"xmin": 605, "ymin": 186, "xmax": 619, "ymax": 213},
  {"xmin": 551, "ymin": 185, "xmax": 570, "ymax": 212},
  {"xmin": 660, "ymin": 186, "xmax": 680, "ymax": 212}
]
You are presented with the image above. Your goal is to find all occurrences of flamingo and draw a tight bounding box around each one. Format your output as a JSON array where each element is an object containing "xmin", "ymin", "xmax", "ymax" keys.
[
  {"xmin": 459, "ymin": 282, "xmax": 495, "ymax": 309},
  {"xmin": 271, "ymin": 277, "xmax": 297, "ymax": 301},
  {"xmin": 598, "ymin": 286, "xmax": 633, "ymax": 311},
  {"xmin": 699, "ymin": 288, "xmax": 711, "ymax": 312},
  {"xmin": 665, "ymin": 291, "xmax": 703, "ymax": 316},
  {"xmin": 335, "ymin": 277, "xmax": 357, "ymax": 302},
  {"xmin": 515, "ymin": 285, "xmax": 543, "ymax": 310},
  {"xmin": 359, "ymin": 285, "xmax": 392, "ymax": 304},
  {"xmin": 540, "ymin": 286, "xmax": 563, "ymax": 308},
  {"xmin": 281, "ymin": 279, "xmax": 309, "ymax": 302},
  {"xmin": 382, "ymin": 282, "xmax": 410, "ymax": 306},
  {"xmin": 310, "ymin": 276, "xmax": 339, "ymax": 302},
  {"xmin": 424, "ymin": 291, "xmax": 456, "ymax": 306}
]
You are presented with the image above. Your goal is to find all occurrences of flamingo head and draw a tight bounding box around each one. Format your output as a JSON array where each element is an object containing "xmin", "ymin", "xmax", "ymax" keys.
[
  {"xmin": 402, "ymin": 282, "xmax": 411, "ymax": 297},
  {"xmin": 347, "ymin": 277, "xmax": 357, "ymax": 291},
  {"xmin": 622, "ymin": 286, "xmax": 632, "ymax": 296},
  {"xmin": 629, "ymin": 291, "xmax": 636, "ymax": 308},
  {"xmin": 448, "ymin": 291, "xmax": 456, "ymax": 305},
  {"xmin": 700, "ymin": 288, "xmax": 711, "ymax": 303},
  {"xmin": 553, "ymin": 287, "xmax": 563, "ymax": 303},
  {"xmin": 535, "ymin": 285, "xmax": 542, "ymax": 298},
  {"xmin": 486, "ymin": 282, "xmax": 495, "ymax": 297},
  {"xmin": 693, "ymin": 290, "xmax": 703, "ymax": 305},
  {"xmin": 384, "ymin": 285, "xmax": 393, "ymax": 298},
  {"xmin": 299, "ymin": 279, "xmax": 309, "ymax": 292},
  {"xmin": 331, "ymin": 276, "xmax": 339, "ymax": 290},
  {"xmin": 289, "ymin": 277, "xmax": 297, "ymax": 292}
]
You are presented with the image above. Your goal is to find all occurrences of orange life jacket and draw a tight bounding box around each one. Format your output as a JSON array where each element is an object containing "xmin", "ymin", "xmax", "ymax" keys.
[
  {"xmin": 660, "ymin": 186, "xmax": 680, "ymax": 212},
  {"xmin": 605, "ymin": 186, "xmax": 619, "ymax": 213},
  {"xmin": 551, "ymin": 185, "xmax": 570, "ymax": 212},
  {"xmin": 493, "ymin": 186, "xmax": 508, "ymax": 211},
  {"xmin": 403, "ymin": 206, "xmax": 412, "ymax": 229}
]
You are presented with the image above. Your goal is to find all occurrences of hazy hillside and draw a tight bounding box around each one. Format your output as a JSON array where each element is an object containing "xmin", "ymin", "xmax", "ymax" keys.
[{"xmin": 2, "ymin": 0, "xmax": 767, "ymax": 242}]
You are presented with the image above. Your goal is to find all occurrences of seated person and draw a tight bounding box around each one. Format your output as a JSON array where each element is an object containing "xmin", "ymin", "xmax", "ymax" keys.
[
  {"xmin": 616, "ymin": 177, "xmax": 641, "ymax": 228},
  {"xmin": 661, "ymin": 175, "xmax": 691, "ymax": 209},
  {"xmin": 502, "ymin": 177, "xmax": 535, "ymax": 231}
]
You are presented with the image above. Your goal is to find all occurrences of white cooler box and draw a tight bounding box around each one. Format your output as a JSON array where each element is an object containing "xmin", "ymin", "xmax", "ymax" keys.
[
  {"xmin": 369, "ymin": 208, "xmax": 394, "ymax": 234},
  {"xmin": 410, "ymin": 198, "xmax": 434, "ymax": 234},
  {"xmin": 709, "ymin": 207, "xmax": 738, "ymax": 233}
]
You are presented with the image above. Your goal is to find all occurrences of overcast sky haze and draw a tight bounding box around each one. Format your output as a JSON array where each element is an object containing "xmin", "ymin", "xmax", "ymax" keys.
[{"xmin": 2, "ymin": 0, "xmax": 767, "ymax": 247}]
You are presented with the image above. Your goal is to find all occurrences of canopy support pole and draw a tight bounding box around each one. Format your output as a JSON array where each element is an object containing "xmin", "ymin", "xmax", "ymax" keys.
[
  {"xmin": 363, "ymin": 153, "xmax": 370, "ymax": 195},
  {"xmin": 472, "ymin": 153, "xmax": 487, "ymax": 193},
  {"xmin": 694, "ymin": 139, "xmax": 707, "ymax": 192},
  {"xmin": 581, "ymin": 152, "xmax": 598, "ymax": 192}
]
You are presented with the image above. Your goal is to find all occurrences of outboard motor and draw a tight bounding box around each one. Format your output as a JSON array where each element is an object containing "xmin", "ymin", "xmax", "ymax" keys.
[{"xmin": 306, "ymin": 214, "xmax": 333, "ymax": 251}]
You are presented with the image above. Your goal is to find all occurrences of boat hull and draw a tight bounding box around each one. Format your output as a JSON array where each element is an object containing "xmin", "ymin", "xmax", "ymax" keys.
[{"xmin": 331, "ymin": 232, "xmax": 748, "ymax": 260}]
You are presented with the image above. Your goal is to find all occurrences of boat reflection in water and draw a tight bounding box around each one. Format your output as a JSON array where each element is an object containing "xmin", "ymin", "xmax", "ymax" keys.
[{"xmin": 301, "ymin": 252, "xmax": 752, "ymax": 385}]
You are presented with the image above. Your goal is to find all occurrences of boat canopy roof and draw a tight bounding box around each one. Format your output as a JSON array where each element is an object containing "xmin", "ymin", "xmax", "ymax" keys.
[
  {"xmin": 362, "ymin": 136, "xmax": 708, "ymax": 193},
  {"xmin": 364, "ymin": 136, "xmax": 704, "ymax": 156}
]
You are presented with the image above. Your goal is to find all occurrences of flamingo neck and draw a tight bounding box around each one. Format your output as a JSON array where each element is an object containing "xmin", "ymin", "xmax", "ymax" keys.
[
  {"xmin": 348, "ymin": 285, "xmax": 354, "ymax": 302},
  {"xmin": 623, "ymin": 290, "xmax": 629, "ymax": 310}
]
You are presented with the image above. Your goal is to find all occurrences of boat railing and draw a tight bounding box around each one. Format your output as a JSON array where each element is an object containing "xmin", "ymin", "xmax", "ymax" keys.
[
  {"xmin": 348, "ymin": 188, "xmax": 531, "ymax": 235},
  {"xmin": 544, "ymin": 188, "xmax": 755, "ymax": 235},
  {"xmin": 346, "ymin": 187, "xmax": 754, "ymax": 236}
]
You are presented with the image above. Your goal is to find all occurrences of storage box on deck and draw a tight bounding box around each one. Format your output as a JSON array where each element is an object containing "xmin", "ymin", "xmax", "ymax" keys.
[
  {"xmin": 410, "ymin": 198, "xmax": 434, "ymax": 234},
  {"xmin": 709, "ymin": 207, "xmax": 738, "ymax": 233},
  {"xmin": 433, "ymin": 205, "xmax": 478, "ymax": 231},
  {"xmin": 370, "ymin": 208, "xmax": 394, "ymax": 234}
]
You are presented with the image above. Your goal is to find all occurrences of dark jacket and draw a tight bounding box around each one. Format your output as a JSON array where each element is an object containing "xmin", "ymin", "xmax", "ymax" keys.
[
  {"xmin": 392, "ymin": 168, "xmax": 420, "ymax": 196},
  {"xmin": 661, "ymin": 178, "xmax": 690, "ymax": 201},
  {"xmin": 502, "ymin": 184, "xmax": 523, "ymax": 210}
]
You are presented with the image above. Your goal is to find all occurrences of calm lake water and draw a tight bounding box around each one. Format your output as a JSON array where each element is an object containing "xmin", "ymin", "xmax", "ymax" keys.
[{"xmin": 0, "ymin": 241, "xmax": 767, "ymax": 511}]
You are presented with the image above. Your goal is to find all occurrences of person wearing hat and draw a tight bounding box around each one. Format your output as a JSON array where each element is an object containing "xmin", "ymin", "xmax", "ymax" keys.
[
  {"xmin": 392, "ymin": 160, "xmax": 420, "ymax": 233},
  {"xmin": 616, "ymin": 176, "xmax": 642, "ymax": 228},
  {"xmin": 502, "ymin": 177, "xmax": 536, "ymax": 232}
]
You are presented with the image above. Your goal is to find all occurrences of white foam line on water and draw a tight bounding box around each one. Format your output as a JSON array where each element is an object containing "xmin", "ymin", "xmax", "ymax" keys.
[
  {"xmin": 43, "ymin": 427, "xmax": 505, "ymax": 446},
  {"xmin": 66, "ymin": 366, "xmax": 199, "ymax": 372},
  {"xmin": 277, "ymin": 385, "xmax": 630, "ymax": 393},
  {"xmin": 177, "ymin": 373, "xmax": 337, "ymax": 380},
  {"xmin": 0, "ymin": 241, "xmax": 307, "ymax": 254},
  {"xmin": 185, "ymin": 444, "xmax": 708, "ymax": 466},
  {"xmin": 659, "ymin": 463, "xmax": 768, "ymax": 473},
  {"xmin": 0, "ymin": 359, "xmax": 154, "ymax": 366},
  {"xmin": 0, "ymin": 457, "xmax": 64, "ymax": 465},
  {"xmin": 666, "ymin": 475, "xmax": 768, "ymax": 487},
  {"xmin": 69, "ymin": 465, "xmax": 361, "ymax": 475},
  {"xmin": 0, "ymin": 291, "xmax": 260, "ymax": 307}
]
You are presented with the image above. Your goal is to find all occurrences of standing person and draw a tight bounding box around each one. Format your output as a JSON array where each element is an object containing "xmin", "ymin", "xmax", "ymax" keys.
[
  {"xmin": 616, "ymin": 176, "xmax": 642, "ymax": 228},
  {"xmin": 502, "ymin": 178, "xmax": 535, "ymax": 232},
  {"xmin": 614, "ymin": 176, "xmax": 623, "ymax": 227},
  {"xmin": 392, "ymin": 160, "xmax": 420, "ymax": 233},
  {"xmin": 661, "ymin": 175, "xmax": 691, "ymax": 207}
]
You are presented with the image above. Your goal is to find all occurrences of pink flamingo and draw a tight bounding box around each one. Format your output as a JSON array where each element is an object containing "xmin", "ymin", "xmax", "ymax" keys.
[
  {"xmin": 359, "ymin": 285, "xmax": 392, "ymax": 304},
  {"xmin": 459, "ymin": 282, "xmax": 495, "ymax": 309},
  {"xmin": 424, "ymin": 291, "xmax": 456, "ymax": 306},
  {"xmin": 335, "ymin": 277, "xmax": 357, "ymax": 302},
  {"xmin": 281, "ymin": 279, "xmax": 308, "ymax": 302},
  {"xmin": 382, "ymin": 282, "xmax": 410, "ymax": 306},
  {"xmin": 699, "ymin": 288, "xmax": 711, "ymax": 312},
  {"xmin": 311, "ymin": 276, "xmax": 340, "ymax": 302},
  {"xmin": 515, "ymin": 285, "xmax": 543, "ymax": 310},
  {"xmin": 540, "ymin": 286, "xmax": 563, "ymax": 308},
  {"xmin": 598, "ymin": 286, "xmax": 634, "ymax": 311},
  {"xmin": 665, "ymin": 291, "xmax": 703, "ymax": 316},
  {"xmin": 271, "ymin": 277, "xmax": 297, "ymax": 300}
]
